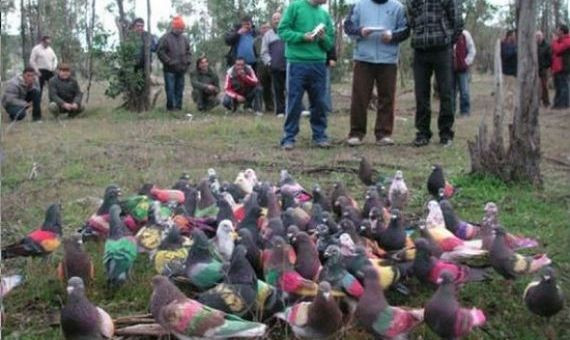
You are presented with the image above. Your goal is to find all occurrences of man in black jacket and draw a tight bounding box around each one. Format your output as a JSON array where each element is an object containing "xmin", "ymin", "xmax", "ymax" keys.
[
  {"xmin": 536, "ymin": 30, "xmax": 551, "ymax": 107},
  {"xmin": 48, "ymin": 64, "xmax": 83, "ymax": 117},
  {"xmin": 407, "ymin": 0, "xmax": 463, "ymax": 147},
  {"xmin": 157, "ymin": 16, "xmax": 192, "ymax": 111},
  {"xmin": 225, "ymin": 16, "xmax": 258, "ymax": 69}
]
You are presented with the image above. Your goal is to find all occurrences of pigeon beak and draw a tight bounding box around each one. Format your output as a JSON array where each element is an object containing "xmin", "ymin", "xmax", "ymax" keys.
[
  {"xmin": 230, "ymin": 231, "xmax": 239, "ymax": 240},
  {"xmin": 66, "ymin": 286, "xmax": 74, "ymax": 294},
  {"xmin": 436, "ymin": 277, "xmax": 444, "ymax": 285}
]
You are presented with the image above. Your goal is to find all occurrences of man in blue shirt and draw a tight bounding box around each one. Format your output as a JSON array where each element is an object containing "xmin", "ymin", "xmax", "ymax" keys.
[
  {"xmin": 344, "ymin": 0, "xmax": 409, "ymax": 147},
  {"xmin": 224, "ymin": 16, "xmax": 258, "ymax": 69}
]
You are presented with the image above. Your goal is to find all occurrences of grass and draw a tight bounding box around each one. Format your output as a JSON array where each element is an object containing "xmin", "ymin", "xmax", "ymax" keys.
[{"xmin": 1, "ymin": 75, "xmax": 569, "ymax": 339}]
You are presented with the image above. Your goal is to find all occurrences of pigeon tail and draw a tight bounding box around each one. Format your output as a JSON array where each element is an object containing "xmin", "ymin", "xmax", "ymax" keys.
[
  {"xmin": 469, "ymin": 308, "xmax": 486, "ymax": 327},
  {"xmin": 440, "ymin": 248, "xmax": 487, "ymax": 262},
  {"xmin": 529, "ymin": 254, "xmax": 552, "ymax": 274},
  {"xmin": 507, "ymin": 234, "xmax": 539, "ymax": 250},
  {"xmin": 151, "ymin": 186, "xmax": 185, "ymax": 204},
  {"xmin": 454, "ymin": 221, "xmax": 480, "ymax": 240}
]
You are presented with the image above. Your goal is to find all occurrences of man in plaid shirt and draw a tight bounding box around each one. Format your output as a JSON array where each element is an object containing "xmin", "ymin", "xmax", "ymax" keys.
[{"xmin": 407, "ymin": 0, "xmax": 464, "ymax": 147}]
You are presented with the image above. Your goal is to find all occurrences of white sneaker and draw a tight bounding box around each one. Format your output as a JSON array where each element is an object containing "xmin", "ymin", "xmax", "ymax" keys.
[
  {"xmin": 347, "ymin": 137, "xmax": 363, "ymax": 146},
  {"xmin": 301, "ymin": 110, "xmax": 310, "ymax": 117},
  {"xmin": 376, "ymin": 137, "xmax": 395, "ymax": 146},
  {"xmin": 254, "ymin": 111, "xmax": 263, "ymax": 117},
  {"xmin": 276, "ymin": 113, "xmax": 285, "ymax": 118}
]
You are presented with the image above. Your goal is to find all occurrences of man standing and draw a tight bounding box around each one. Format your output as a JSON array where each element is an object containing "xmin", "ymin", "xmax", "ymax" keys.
[
  {"xmin": 407, "ymin": 0, "xmax": 463, "ymax": 147},
  {"xmin": 279, "ymin": 0, "xmax": 335, "ymax": 150},
  {"xmin": 501, "ymin": 30, "xmax": 517, "ymax": 110},
  {"xmin": 222, "ymin": 57, "xmax": 263, "ymax": 115},
  {"xmin": 256, "ymin": 23, "xmax": 274, "ymax": 113},
  {"xmin": 130, "ymin": 18, "xmax": 158, "ymax": 75},
  {"xmin": 261, "ymin": 12, "xmax": 287, "ymax": 117},
  {"xmin": 552, "ymin": 25, "xmax": 570, "ymax": 110},
  {"xmin": 536, "ymin": 31, "xmax": 552, "ymax": 108},
  {"xmin": 157, "ymin": 16, "xmax": 192, "ymax": 111},
  {"xmin": 48, "ymin": 63, "xmax": 84, "ymax": 118},
  {"xmin": 29, "ymin": 35, "xmax": 58, "ymax": 96},
  {"xmin": 452, "ymin": 30, "xmax": 476, "ymax": 117},
  {"xmin": 225, "ymin": 16, "xmax": 258, "ymax": 69},
  {"xmin": 2, "ymin": 66, "xmax": 42, "ymax": 122},
  {"xmin": 344, "ymin": 0, "xmax": 409, "ymax": 147}
]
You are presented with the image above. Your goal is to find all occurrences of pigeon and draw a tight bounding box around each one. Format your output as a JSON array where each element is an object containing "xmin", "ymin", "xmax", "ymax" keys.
[
  {"xmin": 523, "ymin": 267, "xmax": 565, "ymax": 318},
  {"xmin": 153, "ymin": 227, "xmax": 190, "ymax": 276},
  {"xmin": 196, "ymin": 179, "xmax": 220, "ymax": 218},
  {"xmin": 425, "ymin": 271, "xmax": 486, "ymax": 339},
  {"xmin": 319, "ymin": 245, "xmax": 363, "ymax": 298},
  {"xmin": 358, "ymin": 157, "xmax": 376, "ymax": 186},
  {"xmin": 118, "ymin": 194, "xmax": 152, "ymax": 232},
  {"xmin": 482, "ymin": 202, "xmax": 538, "ymax": 250},
  {"xmin": 279, "ymin": 169, "xmax": 312, "ymax": 203},
  {"xmin": 426, "ymin": 200, "xmax": 445, "ymax": 229},
  {"xmin": 103, "ymin": 205, "xmax": 138, "ymax": 286},
  {"xmin": 144, "ymin": 184, "xmax": 185, "ymax": 204},
  {"xmin": 292, "ymin": 231, "xmax": 322, "ymax": 281},
  {"xmin": 1, "ymin": 274, "xmax": 24, "ymax": 298},
  {"xmin": 440, "ymin": 199, "xmax": 480, "ymax": 240},
  {"xmin": 334, "ymin": 196, "xmax": 361, "ymax": 223},
  {"xmin": 61, "ymin": 277, "xmax": 114, "ymax": 340},
  {"xmin": 81, "ymin": 185, "xmax": 121, "ymax": 239},
  {"xmin": 418, "ymin": 224, "xmax": 487, "ymax": 263},
  {"xmin": 2, "ymin": 203, "xmax": 62, "ymax": 259},
  {"xmin": 238, "ymin": 205, "xmax": 263, "ymax": 248},
  {"xmin": 150, "ymin": 275, "xmax": 267, "ymax": 338},
  {"xmin": 236, "ymin": 228, "xmax": 263, "ymax": 279},
  {"xmin": 312, "ymin": 184, "xmax": 332, "ymax": 212},
  {"xmin": 184, "ymin": 229, "xmax": 224, "ymax": 290},
  {"xmin": 489, "ymin": 228, "xmax": 551, "ymax": 280},
  {"xmin": 427, "ymin": 164, "xmax": 456, "ymax": 199},
  {"xmin": 262, "ymin": 236, "xmax": 319, "ymax": 297},
  {"xmin": 262, "ymin": 217, "xmax": 286, "ymax": 248},
  {"xmin": 377, "ymin": 209, "xmax": 407, "ymax": 251},
  {"xmin": 316, "ymin": 224, "xmax": 338, "ymax": 260},
  {"xmin": 277, "ymin": 281, "xmax": 343, "ymax": 339},
  {"xmin": 388, "ymin": 170, "xmax": 408, "ymax": 211},
  {"xmin": 355, "ymin": 266, "xmax": 423, "ymax": 339},
  {"xmin": 213, "ymin": 220, "xmax": 238, "ymax": 262},
  {"xmin": 57, "ymin": 234, "xmax": 94, "ymax": 285},
  {"xmin": 198, "ymin": 245, "xmax": 258, "ymax": 318},
  {"xmin": 235, "ymin": 172, "xmax": 254, "ymax": 196},
  {"xmin": 217, "ymin": 197, "xmax": 237, "ymax": 226},
  {"xmin": 362, "ymin": 186, "xmax": 389, "ymax": 223},
  {"xmin": 412, "ymin": 238, "xmax": 490, "ymax": 285},
  {"xmin": 207, "ymin": 168, "xmax": 221, "ymax": 195}
]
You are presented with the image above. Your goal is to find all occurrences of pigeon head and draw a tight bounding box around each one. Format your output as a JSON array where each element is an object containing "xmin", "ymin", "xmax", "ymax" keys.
[
  {"xmin": 414, "ymin": 238, "xmax": 431, "ymax": 253},
  {"xmin": 244, "ymin": 168, "xmax": 258, "ymax": 182},
  {"xmin": 217, "ymin": 220, "xmax": 237, "ymax": 241},
  {"xmin": 339, "ymin": 233, "xmax": 355, "ymax": 252},
  {"xmin": 324, "ymin": 244, "xmax": 341, "ymax": 260},
  {"xmin": 151, "ymin": 275, "xmax": 170, "ymax": 288},
  {"xmin": 340, "ymin": 218, "xmax": 356, "ymax": 232},
  {"xmin": 312, "ymin": 184, "xmax": 322, "ymax": 194},
  {"xmin": 437, "ymin": 271, "xmax": 455, "ymax": 285},
  {"xmin": 232, "ymin": 244, "xmax": 248, "ymax": 258},
  {"xmin": 104, "ymin": 184, "xmax": 122, "ymax": 198},
  {"xmin": 432, "ymin": 164, "xmax": 442, "ymax": 171},
  {"xmin": 271, "ymin": 236, "xmax": 287, "ymax": 249},
  {"xmin": 279, "ymin": 169, "xmax": 290, "ymax": 183},
  {"xmin": 64, "ymin": 234, "xmax": 83, "ymax": 250},
  {"xmin": 138, "ymin": 183, "xmax": 155, "ymax": 196},
  {"xmin": 390, "ymin": 209, "xmax": 400, "ymax": 219},
  {"xmin": 359, "ymin": 220, "xmax": 370, "ymax": 234},
  {"xmin": 334, "ymin": 196, "xmax": 350, "ymax": 208},
  {"xmin": 43, "ymin": 203, "xmax": 63, "ymax": 234},
  {"xmin": 369, "ymin": 207, "xmax": 382, "ymax": 220},
  {"xmin": 67, "ymin": 277, "xmax": 86, "ymax": 295},
  {"xmin": 190, "ymin": 229, "xmax": 210, "ymax": 250},
  {"xmin": 287, "ymin": 225, "xmax": 301, "ymax": 244},
  {"xmin": 484, "ymin": 202, "xmax": 498, "ymax": 216},
  {"xmin": 540, "ymin": 267, "xmax": 556, "ymax": 283},
  {"xmin": 494, "ymin": 227, "xmax": 507, "ymax": 237},
  {"xmin": 207, "ymin": 168, "xmax": 217, "ymax": 178},
  {"xmin": 318, "ymin": 281, "xmax": 332, "ymax": 300},
  {"xmin": 394, "ymin": 170, "xmax": 404, "ymax": 180},
  {"xmin": 316, "ymin": 224, "xmax": 330, "ymax": 236},
  {"xmin": 160, "ymin": 227, "xmax": 182, "ymax": 249},
  {"xmin": 437, "ymin": 188, "xmax": 446, "ymax": 200}
]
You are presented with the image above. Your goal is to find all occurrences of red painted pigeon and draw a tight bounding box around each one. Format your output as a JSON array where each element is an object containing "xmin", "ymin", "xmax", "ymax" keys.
[{"xmin": 427, "ymin": 164, "xmax": 456, "ymax": 199}]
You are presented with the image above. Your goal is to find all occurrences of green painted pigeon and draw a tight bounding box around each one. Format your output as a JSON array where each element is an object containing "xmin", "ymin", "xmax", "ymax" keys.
[{"xmin": 103, "ymin": 205, "xmax": 137, "ymax": 287}]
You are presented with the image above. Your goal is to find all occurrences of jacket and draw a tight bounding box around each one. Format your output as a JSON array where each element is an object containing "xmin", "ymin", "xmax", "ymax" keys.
[
  {"xmin": 278, "ymin": 0, "xmax": 335, "ymax": 63},
  {"xmin": 157, "ymin": 31, "xmax": 192, "ymax": 73},
  {"xmin": 224, "ymin": 65, "xmax": 258, "ymax": 99},
  {"xmin": 406, "ymin": 0, "xmax": 464, "ymax": 50},
  {"xmin": 130, "ymin": 31, "xmax": 158, "ymax": 70},
  {"xmin": 552, "ymin": 34, "xmax": 570, "ymax": 75},
  {"xmin": 224, "ymin": 24, "xmax": 258, "ymax": 67},
  {"xmin": 29, "ymin": 44, "xmax": 58, "ymax": 73},
  {"xmin": 190, "ymin": 67, "xmax": 220, "ymax": 92},
  {"xmin": 501, "ymin": 40, "xmax": 517, "ymax": 76},
  {"xmin": 453, "ymin": 30, "xmax": 476, "ymax": 72},
  {"xmin": 344, "ymin": 0, "xmax": 409, "ymax": 64},
  {"xmin": 537, "ymin": 40, "xmax": 552, "ymax": 76},
  {"xmin": 1, "ymin": 75, "xmax": 39, "ymax": 108},
  {"xmin": 261, "ymin": 28, "xmax": 286, "ymax": 72},
  {"xmin": 48, "ymin": 75, "xmax": 83, "ymax": 106}
]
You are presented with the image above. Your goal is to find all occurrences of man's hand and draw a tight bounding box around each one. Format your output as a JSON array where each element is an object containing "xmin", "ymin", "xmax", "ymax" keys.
[
  {"xmin": 238, "ymin": 27, "xmax": 249, "ymax": 35},
  {"xmin": 304, "ymin": 32, "xmax": 316, "ymax": 42},
  {"xmin": 70, "ymin": 103, "xmax": 79, "ymax": 110},
  {"xmin": 236, "ymin": 95, "xmax": 246, "ymax": 103},
  {"xmin": 381, "ymin": 31, "xmax": 392, "ymax": 43},
  {"xmin": 328, "ymin": 60, "xmax": 337, "ymax": 67},
  {"xmin": 25, "ymin": 102, "xmax": 33, "ymax": 108},
  {"xmin": 62, "ymin": 103, "xmax": 72, "ymax": 111},
  {"xmin": 361, "ymin": 27, "xmax": 372, "ymax": 38},
  {"xmin": 207, "ymin": 85, "xmax": 217, "ymax": 93}
]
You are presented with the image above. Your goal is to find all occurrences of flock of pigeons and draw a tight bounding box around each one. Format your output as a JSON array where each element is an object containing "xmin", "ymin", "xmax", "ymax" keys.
[{"xmin": 1, "ymin": 158, "xmax": 566, "ymax": 339}]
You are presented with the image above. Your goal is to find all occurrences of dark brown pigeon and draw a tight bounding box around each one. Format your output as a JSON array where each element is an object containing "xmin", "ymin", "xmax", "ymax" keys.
[
  {"xmin": 377, "ymin": 209, "xmax": 407, "ymax": 251},
  {"xmin": 524, "ymin": 267, "xmax": 565, "ymax": 318},
  {"xmin": 292, "ymin": 231, "xmax": 322, "ymax": 281},
  {"xmin": 61, "ymin": 277, "xmax": 114, "ymax": 339},
  {"xmin": 57, "ymin": 235, "xmax": 94, "ymax": 285},
  {"xmin": 358, "ymin": 157, "xmax": 375, "ymax": 186}
]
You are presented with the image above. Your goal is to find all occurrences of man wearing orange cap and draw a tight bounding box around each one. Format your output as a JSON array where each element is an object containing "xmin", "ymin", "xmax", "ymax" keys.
[{"xmin": 157, "ymin": 16, "xmax": 192, "ymax": 111}]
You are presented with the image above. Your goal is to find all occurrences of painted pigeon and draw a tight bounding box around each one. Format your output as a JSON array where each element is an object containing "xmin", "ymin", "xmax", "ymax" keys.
[
  {"xmin": 279, "ymin": 169, "xmax": 312, "ymax": 203},
  {"xmin": 440, "ymin": 199, "xmax": 480, "ymax": 240},
  {"xmin": 418, "ymin": 224, "xmax": 487, "ymax": 263},
  {"xmin": 150, "ymin": 275, "xmax": 267, "ymax": 338},
  {"xmin": 234, "ymin": 171, "xmax": 254, "ymax": 196},
  {"xmin": 184, "ymin": 229, "xmax": 224, "ymax": 290},
  {"xmin": 61, "ymin": 277, "xmax": 114, "ymax": 339},
  {"xmin": 425, "ymin": 271, "xmax": 486, "ymax": 338},
  {"xmin": 198, "ymin": 245, "xmax": 258, "ymax": 318},
  {"xmin": 57, "ymin": 234, "xmax": 94, "ymax": 285},
  {"xmin": 196, "ymin": 179, "xmax": 219, "ymax": 218},
  {"xmin": 213, "ymin": 220, "xmax": 238, "ymax": 262},
  {"xmin": 207, "ymin": 168, "xmax": 221, "ymax": 195},
  {"xmin": 427, "ymin": 164, "xmax": 456, "ymax": 199},
  {"xmin": 81, "ymin": 185, "xmax": 121, "ymax": 239},
  {"xmin": 316, "ymin": 224, "xmax": 338, "ymax": 260},
  {"xmin": 2, "ymin": 203, "xmax": 62, "ymax": 259},
  {"xmin": 362, "ymin": 186, "xmax": 389, "ymax": 224},
  {"xmin": 141, "ymin": 183, "xmax": 185, "ymax": 205},
  {"xmin": 237, "ymin": 205, "xmax": 263, "ymax": 248},
  {"xmin": 153, "ymin": 227, "xmax": 190, "ymax": 276},
  {"xmin": 426, "ymin": 200, "xmax": 445, "ymax": 229},
  {"xmin": 482, "ymin": 202, "xmax": 538, "ymax": 250},
  {"xmin": 355, "ymin": 266, "xmax": 424, "ymax": 339},
  {"xmin": 277, "ymin": 281, "xmax": 343, "ymax": 339},
  {"xmin": 319, "ymin": 245, "xmax": 363, "ymax": 298},
  {"xmin": 524, "ymin": 267, "xmax": 565, "ymax": 318},
  {"xmin": 413, "ymin": 238, "xmax": 490, "ymax": 285},
  {"xmin": 489, "ymin": 228, "xmax": 551, "ymax": 280},
  {"xmin": 292, "ymin": 231, "xmax": 322, "ymax": 281},
  {"xmin": 103, "ymin": 205, "xmax": 137, "ymax": 286},
  {"xmin": 389, "ymin": 170, "xmax": 408, "ymax": 211},
  {"xmin": 237, "ymin": 228, "xmax": 264, "ymax": 279}
]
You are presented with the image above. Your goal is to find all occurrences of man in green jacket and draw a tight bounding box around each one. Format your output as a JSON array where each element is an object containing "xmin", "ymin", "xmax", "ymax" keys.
[
  {"xmin": 190, "ymin": 56, "xmax": 220, "ymax": 111},
  {"xmin": 278, "ymin": 0, "xmax": 335, "ymax": 150},
  {"xmin": 48, "ymin": 64, "xmax": 84, "ymax": 117}
]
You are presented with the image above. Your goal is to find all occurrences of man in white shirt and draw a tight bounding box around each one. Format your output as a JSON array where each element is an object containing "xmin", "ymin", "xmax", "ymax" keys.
[{"xmin": 29, "ymin": 35, "xmax": 58, "ymax": 96}]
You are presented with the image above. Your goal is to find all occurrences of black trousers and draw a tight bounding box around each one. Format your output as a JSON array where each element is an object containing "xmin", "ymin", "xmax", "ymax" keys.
[
  {"xmin": 413, "ymin": 47, "xmax": 454, "ymax": 140},
  {"xmin": 271, "ymin": 70, "xmax": 286, "ymax": 115},
  {"xmin": 39, "ymin": 69, "xmax": 54, "ymax": 96}
]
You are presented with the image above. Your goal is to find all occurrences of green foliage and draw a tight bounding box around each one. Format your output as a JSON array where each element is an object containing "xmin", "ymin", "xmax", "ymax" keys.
[{"xmin": 103, "ymin": 34, "xmax": 144, "ymax": 101}]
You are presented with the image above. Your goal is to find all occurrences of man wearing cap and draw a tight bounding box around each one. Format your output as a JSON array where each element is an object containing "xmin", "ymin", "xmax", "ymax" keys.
[
  {"xmin": 157, "ymin": 16, "xmax": 192, "ymax": 111},
  {"xmin": 48, "ymin": 64, "xmax": 84, "ymax": 117}
]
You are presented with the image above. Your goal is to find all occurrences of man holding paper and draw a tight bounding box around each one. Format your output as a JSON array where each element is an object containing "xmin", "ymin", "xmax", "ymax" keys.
[
  {"xmin": 278, "ymin": 0, "xmax": 335, "ymax": 150},
  {"xmin": 344, "ymin": 0, "xmax": 409, "ymax": 146}
]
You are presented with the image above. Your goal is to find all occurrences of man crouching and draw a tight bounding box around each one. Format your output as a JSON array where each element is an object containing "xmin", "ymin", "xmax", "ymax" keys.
[{"xmin": 48, "ymin": 63, "xmax": 84, "ymax": 118}]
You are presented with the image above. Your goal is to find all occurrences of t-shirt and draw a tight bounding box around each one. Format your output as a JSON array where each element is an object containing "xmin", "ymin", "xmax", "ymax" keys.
[{"xmin": 236, "ymin": 33, "xmax": 256, "ymax": 65}]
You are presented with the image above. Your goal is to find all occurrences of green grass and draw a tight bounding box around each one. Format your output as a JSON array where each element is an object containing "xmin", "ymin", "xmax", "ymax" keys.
[{"xmin": 2, "ymin": 76, "xmax": 569, "ymax": 339}]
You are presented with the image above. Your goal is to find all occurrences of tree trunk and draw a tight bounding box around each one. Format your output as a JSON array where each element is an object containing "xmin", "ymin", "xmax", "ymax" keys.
[
  {"xmin": 553, "ymin": 0, "xmax": 560, "ymax": 26},
  {"xmin": 142, "ymin": 0, "xmax": 152, "ymax": 111},
  {"xmin": 20, "ymin": 0, "xmax": 27, "ymax": 67},
  {"xmin": 508, "ymin": 0, "xmax": 541, "ymax": 186},
  {"xmin": 85, "ymin": 0, "xmax": 96, "ymax": 103},
  {"xmin": 115, "ymin": 0, "xmax": 127, "ymax": 42}
]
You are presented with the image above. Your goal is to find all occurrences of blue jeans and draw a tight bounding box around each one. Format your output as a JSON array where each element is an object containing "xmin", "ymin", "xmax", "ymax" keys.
[
  {"xmin": 282, "ymin": 62, "xmax": 328, "ymax": 146},
  {"xmin": 164, "ymin": 72, "xmax": 185, "ymax": 110},
  {"xmin": 453, "ymin": 71, "xmax": 470, "ymax": 115}
]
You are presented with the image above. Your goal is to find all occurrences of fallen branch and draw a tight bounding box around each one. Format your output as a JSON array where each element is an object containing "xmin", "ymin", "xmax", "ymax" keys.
[
  {"xmin": 545, "ymin": 156, "xmax": 570, "ymax": 168},
  {"xmin": 114, "ymin": 313, "xmax": 155, "ymax": 325},
  {"xmin": 115, "ymin": 323, "xmax": 169, "ymax": 337}
]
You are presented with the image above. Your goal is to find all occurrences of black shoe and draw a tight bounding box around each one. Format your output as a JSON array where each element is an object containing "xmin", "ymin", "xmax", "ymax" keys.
[
  {"xmin": 440, "ymin": 138, "xmax": 453, "ymax": 147},
  {"xmin": 412, "ymin": 136, "xmax": 429, "ymax": 147}
]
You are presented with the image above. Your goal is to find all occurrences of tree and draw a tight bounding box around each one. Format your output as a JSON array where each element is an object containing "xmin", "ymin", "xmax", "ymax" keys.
[{"xmin": 468, "ymin": 0, "xmax": 541, "ymax": 186}]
